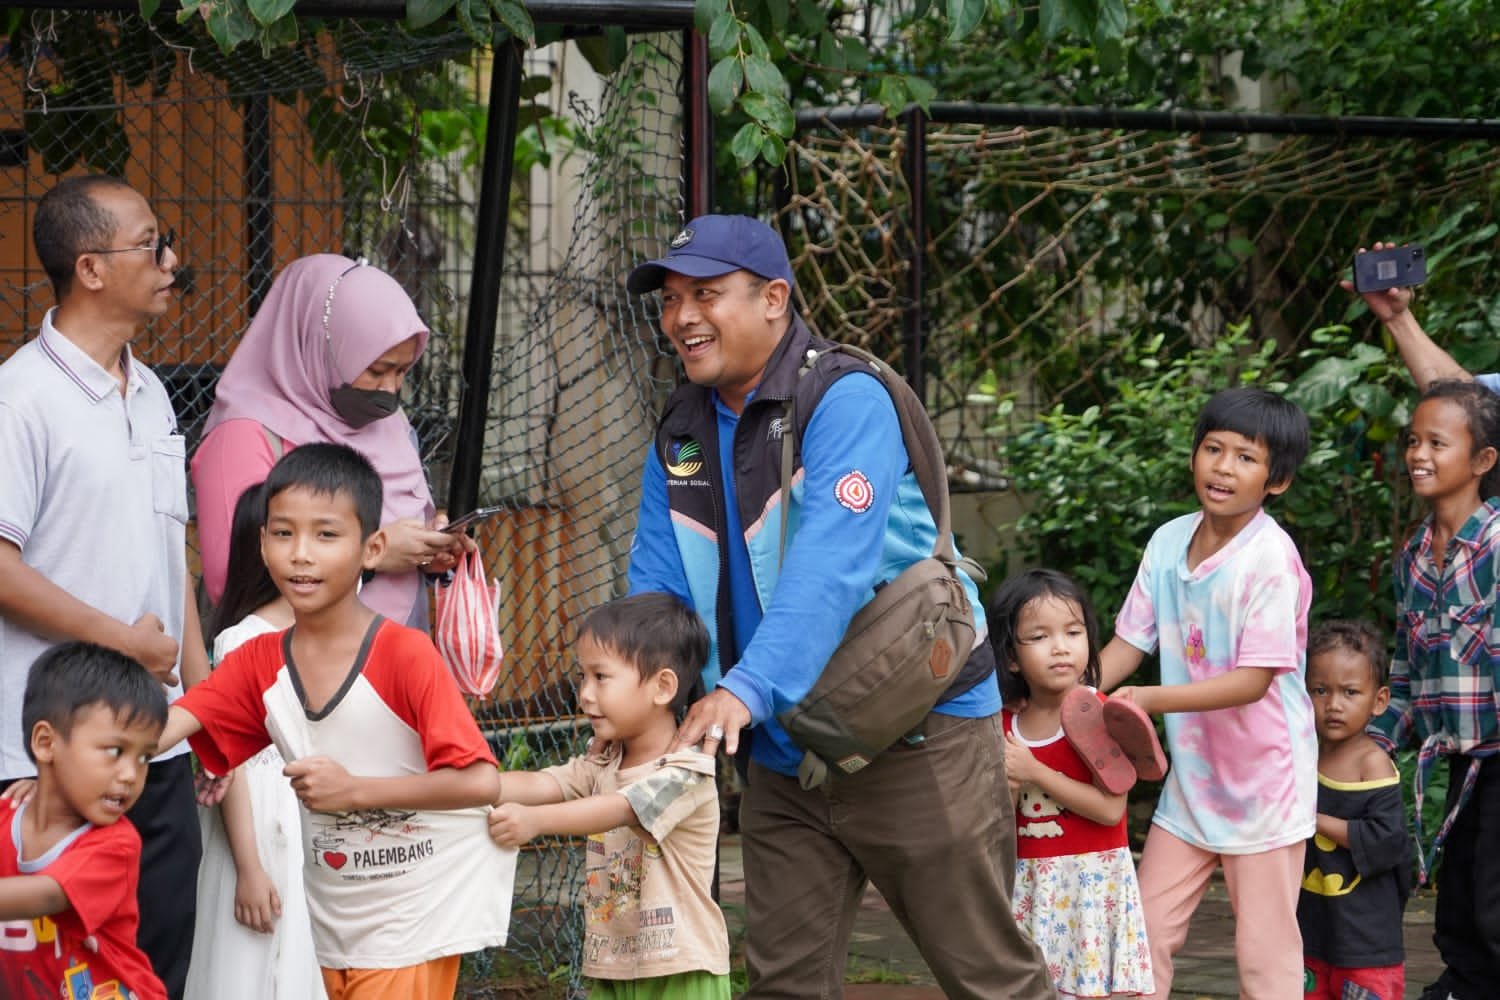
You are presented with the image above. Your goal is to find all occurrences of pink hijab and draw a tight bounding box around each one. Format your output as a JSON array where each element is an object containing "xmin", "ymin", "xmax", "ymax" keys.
[{"xmin": 204, "ymin": 254, "xmax": 435, "ymax": 617}]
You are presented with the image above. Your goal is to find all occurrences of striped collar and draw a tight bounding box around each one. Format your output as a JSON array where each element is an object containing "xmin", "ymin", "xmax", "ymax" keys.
[{"xmin": 38, "ymin": 307, "xmax": 141, "ymax": 404}]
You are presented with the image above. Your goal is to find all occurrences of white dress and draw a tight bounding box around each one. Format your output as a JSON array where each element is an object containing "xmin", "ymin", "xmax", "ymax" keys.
[{"xmin": 185, "ymin": 614, "xmax": 326, "ymax": 1000}]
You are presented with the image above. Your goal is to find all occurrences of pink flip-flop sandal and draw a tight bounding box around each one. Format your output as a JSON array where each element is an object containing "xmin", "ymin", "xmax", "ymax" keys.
[
  {"xmin": 1060, "ymin": 687, "xmax": 1136, "ymax": 794},
  {"xmin": 1102, "ymin": 697, "xmax": 1169, "ymax": 781}
]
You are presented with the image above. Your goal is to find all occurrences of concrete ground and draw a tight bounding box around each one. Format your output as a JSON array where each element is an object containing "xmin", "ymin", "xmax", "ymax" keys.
[{"xmin": 718, "ymin": 834, "xmax": 1444, "ymax": 999}]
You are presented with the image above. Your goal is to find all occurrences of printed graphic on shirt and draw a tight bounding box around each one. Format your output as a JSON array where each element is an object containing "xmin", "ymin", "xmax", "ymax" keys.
[
  {"xmin": 307, "ymin": 809, "xmax": 434, "ymax": 877},
  {"xmin": 0, "ymin": 915, "xmax": 143, "ymax": 1000},
  {"xmin": 1016, "ymin": 785, "xmax": 1065, "ymax": 838},
  {"xmin": 834, "ymin": 470, "xmax": 874, "ymax": 513},
  {"xmin": 665, "ymin": 439, "xmax": 704, "ymax": 478},
  {"xmin": 581, "ymin": 834, "xmax": 680, "ymax": 968},
  {"xmin": 1301, "ymin": 832, "xmax": 1361, "ymax": 896},
  {"xmin": 1184, "ymin": 623, "xmax": 1206, "ymax": 665}
]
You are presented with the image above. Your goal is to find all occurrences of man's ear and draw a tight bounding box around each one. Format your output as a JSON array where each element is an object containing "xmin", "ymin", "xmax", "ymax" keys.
[
  {"xmin": 31, "ymin": 720, "xmax": 59, "ymax": 765},
  {"xmin": 651, "ymin": 667, "xmax": 680, "ymax": 709},
  {"xmin": 72, "ymin": 253, "xmax": 108, "ymax": 294},
  {"xmin": 763, "ymin": 278, "xmax": 792, "ymax": 322},
  {"xmin": 362, "ymin": 529, "xmax": 388, "ymax": 572}
]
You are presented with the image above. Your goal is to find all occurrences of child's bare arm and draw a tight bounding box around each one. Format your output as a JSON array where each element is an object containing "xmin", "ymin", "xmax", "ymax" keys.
[
  {"xmin": 283, "ymin": 757, "xmax": 500, "ymax": 813},
  {"xmin": 488, "ymin": 793, "xmax": 638, "ymax": 849},
  {"xmin": 0, "ymin": 875, "xmax": 67, "ymax": 921},
  {"xmin": 1099, "ymin": 636, "xmax": 1145, "ymax": 692},
  {"xmin": 220, "ymin": 770, "xmax": 280, "ymax": 934},
  {"xmin": 1116, "ymin": 666, "xmax": 1275, "ymax": 715},
  {"xmin": 158, "ymin": 704, "xmax": 204, "ymax": 752},
  {"xmin": 496, "ymin": 770, "xmax": 567, "ymax": 807}
]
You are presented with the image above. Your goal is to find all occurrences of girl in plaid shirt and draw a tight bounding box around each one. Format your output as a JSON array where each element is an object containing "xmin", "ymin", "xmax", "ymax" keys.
[{"xmin": 1372, "ymin": 379, "xmax": 1500, "ymax": 1000}]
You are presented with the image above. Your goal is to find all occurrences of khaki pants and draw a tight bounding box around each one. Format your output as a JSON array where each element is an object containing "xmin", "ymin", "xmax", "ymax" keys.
[{"xmin": 740, "ymin": 712, "xmax": 1057, "ymax": 999}]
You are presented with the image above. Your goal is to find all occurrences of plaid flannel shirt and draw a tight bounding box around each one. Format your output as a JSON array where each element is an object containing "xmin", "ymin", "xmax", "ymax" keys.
[{"xmin": 1372, "ymin": 499, "xmax": 1500, "ymax": 758}]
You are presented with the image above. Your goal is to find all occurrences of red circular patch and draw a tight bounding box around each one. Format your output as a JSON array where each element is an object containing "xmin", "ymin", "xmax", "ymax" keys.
[{"xmin": 834, "ymin": 471, "xmax": 874, "ymax": 513}]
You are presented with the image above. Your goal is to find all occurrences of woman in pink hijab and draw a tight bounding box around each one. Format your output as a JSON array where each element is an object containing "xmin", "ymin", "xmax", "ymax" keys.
[{"xmin": 192, "ymin": 254, "xmax": 464, "ymax": 629}]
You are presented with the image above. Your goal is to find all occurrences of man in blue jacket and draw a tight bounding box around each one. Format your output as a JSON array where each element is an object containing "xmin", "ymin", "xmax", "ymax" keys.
[{"xmin": 626, "ymin": 215, "xmax": 1055, "ymax": 998}]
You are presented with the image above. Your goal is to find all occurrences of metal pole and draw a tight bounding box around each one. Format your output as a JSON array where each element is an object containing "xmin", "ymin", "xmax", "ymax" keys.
[
  {"xmin": 243, "ymin": 94, "xmax": 273, "ymax": 314},
  {"xmin": 447, "ymin": 41, "xmax": 522, "ymax": 515},
  {"xmin": 682, "ymin": 29, "xmax": 713, "ymax": 218},
  {"xmin": 900, "ymin": 106, "xmax": 926, "ymax": 399}
]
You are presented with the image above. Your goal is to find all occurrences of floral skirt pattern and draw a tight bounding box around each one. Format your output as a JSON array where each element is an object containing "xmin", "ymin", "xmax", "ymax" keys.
[{"xmin": 1013, "ymin": 845, "xmax": 1154, "ymax": 998}]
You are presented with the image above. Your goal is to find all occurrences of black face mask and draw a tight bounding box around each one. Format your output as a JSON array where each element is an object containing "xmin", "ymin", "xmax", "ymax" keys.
[{"xmin": 329, "ymin": 384, "xmax": 400, "ymax": 428}]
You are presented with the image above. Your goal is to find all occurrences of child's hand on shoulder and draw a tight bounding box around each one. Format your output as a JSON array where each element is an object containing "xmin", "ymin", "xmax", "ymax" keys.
[
  {"xmin": 1003, "ymin": 732, "xmax": 1044, "ymax": 785},
  {"xmin": 1, "ymin": 779, "xmax": 36, "ymax": 807},
  {"xmin": 488, "ymin": 802, "xmax": 539, "ymax": 848}
]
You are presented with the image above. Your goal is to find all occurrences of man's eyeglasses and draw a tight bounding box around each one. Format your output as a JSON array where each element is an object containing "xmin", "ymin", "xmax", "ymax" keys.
[{"xmin": 85, "ymin": 228, "xmax": 176, "ymax": 268}]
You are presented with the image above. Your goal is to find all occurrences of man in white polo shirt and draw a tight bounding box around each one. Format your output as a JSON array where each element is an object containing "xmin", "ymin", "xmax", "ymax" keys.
[{"xmin": 0, "ymin": 174, "xmax": 209, "ymax": 1000}]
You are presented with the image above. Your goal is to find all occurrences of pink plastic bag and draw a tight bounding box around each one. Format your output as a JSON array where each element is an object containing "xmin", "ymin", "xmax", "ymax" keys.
[{"xmin": 434, "ymin": 549, "xmax": 504, "ymax": 697}]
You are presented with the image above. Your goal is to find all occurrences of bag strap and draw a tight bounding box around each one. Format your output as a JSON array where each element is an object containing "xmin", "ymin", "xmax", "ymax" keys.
[{"xmin": 777, "ymin": 344, "xmax": 962, "ymax": 571}]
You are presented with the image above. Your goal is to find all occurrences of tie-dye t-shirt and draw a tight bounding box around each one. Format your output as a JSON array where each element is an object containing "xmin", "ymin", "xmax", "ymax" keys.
[{"xmin": 1115, "ymin": 509, "xmax": 1318, "ymax": 854}]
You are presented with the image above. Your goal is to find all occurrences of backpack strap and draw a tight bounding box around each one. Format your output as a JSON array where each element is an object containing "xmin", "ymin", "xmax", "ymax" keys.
[{"xmin": 778, "ymin": 344, "xmax": 968, "ymax": 574}]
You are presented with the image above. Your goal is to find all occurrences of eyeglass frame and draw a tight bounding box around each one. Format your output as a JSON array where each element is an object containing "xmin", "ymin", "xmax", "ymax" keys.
[{"xmin": 83, "ymin": 228, "xmax": 176, "ymax": 269}]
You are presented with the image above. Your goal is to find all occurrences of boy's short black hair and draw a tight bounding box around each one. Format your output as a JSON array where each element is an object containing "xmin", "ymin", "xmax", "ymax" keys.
[
  {"xmin": 33, "ymin": 175, "xmax": 135, "ymax": 298},
  {"xmin": 21, "ymin": 642, "xmax": 168, "ymax": 763},
  {"xmin": 577, "ymin": 593, "xmax": 709, "ymax": 714},
  {"xmin": 1192, "ymin": 386, "xmax": 1310, "ymax": 488},
  {"xmin": 264, "ymin": 442, "xmax": 384, "ymax": 539},
  {"xmin": 1307, "ymin": 620, "xmax": 1389, "ymax": 687}
]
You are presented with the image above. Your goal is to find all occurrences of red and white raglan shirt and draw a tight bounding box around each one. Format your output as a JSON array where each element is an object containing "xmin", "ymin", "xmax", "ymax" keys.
[
  {"xmin": 178, "ymin": 617, "xmax": 513, "ymax": 970},
  {"xmin": 0, "ymin": 803, "xmax": 166, "ymax": 1000}
]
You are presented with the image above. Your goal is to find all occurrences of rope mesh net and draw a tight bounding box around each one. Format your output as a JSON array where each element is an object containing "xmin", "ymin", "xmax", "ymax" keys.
[{"xmin": 782, "ymin": 120, "xmax": 1500, "ymax": 491}]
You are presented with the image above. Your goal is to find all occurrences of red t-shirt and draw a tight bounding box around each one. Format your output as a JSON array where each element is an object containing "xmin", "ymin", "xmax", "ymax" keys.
[
  {"xmin": 1004, "ymin": 703, "xmax": 1129, "ymax": 859},
  {"xmin": 0, "ymin": 803, "xmax": 166, "ymax": 1000}
]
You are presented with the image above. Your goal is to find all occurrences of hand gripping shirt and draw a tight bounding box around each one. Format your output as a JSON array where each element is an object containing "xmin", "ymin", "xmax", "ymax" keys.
[
  {"xmin": 178, "ymin": 617, "xmax": 514, "ymax": 969},
  {"xmin": 543, "ymin": 745, "xmax": 729, "ymax": 981},
  {"xmin": 0, "ymin": 803, "xmax": 166, "ymax": 1000},
  {"xmin": 1114, "ymin": 509, "xmax": 1318, "ymax": 853}
]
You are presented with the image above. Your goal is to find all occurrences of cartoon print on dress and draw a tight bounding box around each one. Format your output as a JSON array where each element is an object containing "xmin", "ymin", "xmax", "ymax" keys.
[
  {"xmin": 1016, "ymin": 784, "xmax": 1065, "ymax": 839},
  {"xmin": 1184, "ymin": 623, "xmax": 1207, "ymax": 665},
  {"xmin": 834, "ymin": 471, "xmax": 873, "ymax": 513}
]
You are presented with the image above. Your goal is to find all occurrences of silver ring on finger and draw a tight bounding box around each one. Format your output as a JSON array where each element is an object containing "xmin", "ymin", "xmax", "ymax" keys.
[{"xmin": 707, "ymin": 723, "xmax": 725, "ymax": 742}]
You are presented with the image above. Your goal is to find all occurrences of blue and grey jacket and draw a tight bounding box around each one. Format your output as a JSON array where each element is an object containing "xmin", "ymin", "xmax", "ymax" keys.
[{"xmin": 629, "ymin": 316, "xmax": 998, "ymax": 776}]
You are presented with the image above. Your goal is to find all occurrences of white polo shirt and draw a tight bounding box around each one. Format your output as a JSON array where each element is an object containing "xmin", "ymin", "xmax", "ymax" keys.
[{"xmin": 0, "ymin": 309, "xmax": 188, "ymax": 777}]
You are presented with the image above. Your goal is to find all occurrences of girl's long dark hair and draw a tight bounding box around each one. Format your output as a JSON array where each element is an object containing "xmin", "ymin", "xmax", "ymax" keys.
[
  {"xmin": 987, "ymin": 568, "xmax": 1102, "ymax": 704},
  {"xmin": 208, "ymin": 481, "xmax": 281, "ymax": 642}
]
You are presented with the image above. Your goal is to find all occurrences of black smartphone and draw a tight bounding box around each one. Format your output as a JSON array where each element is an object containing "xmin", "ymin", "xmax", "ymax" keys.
[
  {"xmin": 1353, "ymin": 244, "xmax": 1427, "ymax": 293},
  {"xmin": 441, "ymin": 504, "xmax": 505, "ymax": 533}
]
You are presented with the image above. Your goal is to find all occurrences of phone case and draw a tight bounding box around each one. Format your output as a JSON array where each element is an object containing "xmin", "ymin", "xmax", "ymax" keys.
[{"xmin": 1353, "ymin": 245, "xmax": 1426, "ymax": 293}]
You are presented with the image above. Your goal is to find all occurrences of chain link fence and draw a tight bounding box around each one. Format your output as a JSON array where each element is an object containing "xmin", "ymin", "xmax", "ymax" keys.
[{"xmin": 0, "ymin": 12, "xmax": 685, "ymax": 990}]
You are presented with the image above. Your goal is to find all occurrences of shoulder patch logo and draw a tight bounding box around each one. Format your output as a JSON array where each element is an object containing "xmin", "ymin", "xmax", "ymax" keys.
[
  {"xmin": 670, "ymin": 228, "xmax": 695, "ymax": 249},
  {"xmin": 665, "ymin": 438, "xmax": 704, "ymax": 477},
  {"xmin": 834, "ymin": 471, "xmax": 873, "ymax": 513}
]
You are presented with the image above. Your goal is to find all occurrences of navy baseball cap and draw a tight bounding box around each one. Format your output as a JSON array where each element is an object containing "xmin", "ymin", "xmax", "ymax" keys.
[{"xmin": 627, "ymin": 214, "xmax": 795, "ymax": 294}]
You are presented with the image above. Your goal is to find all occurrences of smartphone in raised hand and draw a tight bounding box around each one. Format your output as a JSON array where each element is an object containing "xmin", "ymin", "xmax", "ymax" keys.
[{"xmin": 1353, "ymin": 244, "xmax": 1426, "ymax": 293}]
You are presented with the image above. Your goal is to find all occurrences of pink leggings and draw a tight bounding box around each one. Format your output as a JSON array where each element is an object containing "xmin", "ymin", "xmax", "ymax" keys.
[{"xmin": 1136, "ymin": 824, "xmax": 1306, "ymax": 1000}]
